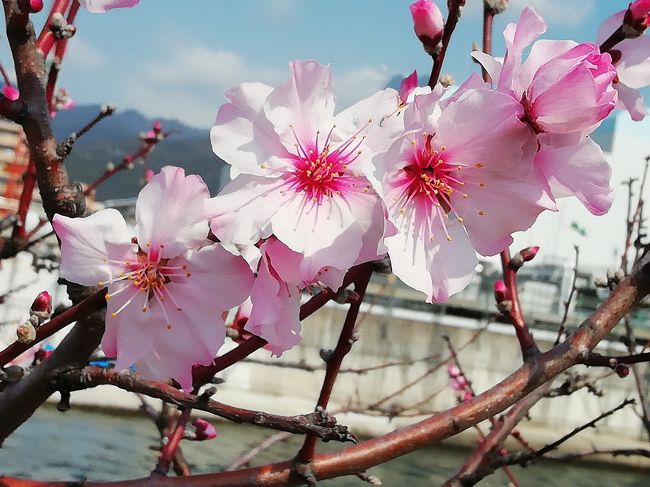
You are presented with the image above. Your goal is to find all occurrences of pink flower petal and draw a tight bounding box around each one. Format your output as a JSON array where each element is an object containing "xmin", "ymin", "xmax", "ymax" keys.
[
  {"xmin": 205, "ymin": 174, "xmax": 285, "ymax": 246},
  {"xmin": 384, "ymin": 203, "xmax": 477, "ymax": 303},
  {"xmin": 211, "ymin": 82, "xmax": 290, "ymax": 177},
  {"xmin": 53, "ymin": 210, "xmax": 133, "ymax": 287},
  {"xmin": 615, "ymin": 81, "xmax": 648, "ymax": 121},
  {"xmin": 264, "ymin": 61, "xmax": 335, "ymax": 149},
  {"xmin": 78, "ymin": 0, "xmax": 139, "ymax": 13},
  {"xmin": 246, "ymin": 241, "xmax": 302, "ymax": 356},
  {"xmin": 535, "ymin": 135, "xmax": 613, "ymax": 216},
  {"xmin": 135, "ymin": 166, "xmax": 210, "ymax": 259}
]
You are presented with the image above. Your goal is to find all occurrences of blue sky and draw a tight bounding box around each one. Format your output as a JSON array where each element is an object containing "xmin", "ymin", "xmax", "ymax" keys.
[{"xmin": 8, "ymin": 0, "xmax": 627, "ymax": 128}]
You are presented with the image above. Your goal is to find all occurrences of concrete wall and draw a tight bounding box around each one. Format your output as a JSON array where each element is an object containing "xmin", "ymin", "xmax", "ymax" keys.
[{"xmin": 220, "ymin": 301, "xmax": 649, "ymax": 441}]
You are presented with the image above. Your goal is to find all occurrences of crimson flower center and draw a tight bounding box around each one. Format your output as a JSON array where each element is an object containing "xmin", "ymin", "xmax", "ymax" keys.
[
  {"xmin": 286, "ymin": 122, "xmax": 370, "ymax": 204},
  {"xmin": 100, "ymin": 244, "xmax": 191, "ymax": 330}
]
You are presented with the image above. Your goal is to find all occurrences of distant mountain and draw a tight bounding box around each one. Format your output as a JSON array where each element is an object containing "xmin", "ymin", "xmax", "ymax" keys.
[{"xmin": 51, "ymin": 105, "xmax": 229, "ymax": 201}]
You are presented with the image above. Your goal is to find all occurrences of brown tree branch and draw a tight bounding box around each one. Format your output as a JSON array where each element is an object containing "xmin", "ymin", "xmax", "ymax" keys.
[{"xmin": 55, "ymin": 366, "xmax": 356, "ymax": 443}]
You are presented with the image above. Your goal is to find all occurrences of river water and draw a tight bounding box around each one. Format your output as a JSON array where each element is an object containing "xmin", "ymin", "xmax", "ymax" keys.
[{"xmin": 1, "ymin": 407, "xmax": 648, "ymax": 486}]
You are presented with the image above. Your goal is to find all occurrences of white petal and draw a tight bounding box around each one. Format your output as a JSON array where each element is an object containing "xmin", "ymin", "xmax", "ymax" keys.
[
  {"xmin": 53, "ymin": 209, "xmax": 132, "ymax": 286},
  {"xmin": 135, "ymin": 166, "xmax": 210, "ymax": 258}
]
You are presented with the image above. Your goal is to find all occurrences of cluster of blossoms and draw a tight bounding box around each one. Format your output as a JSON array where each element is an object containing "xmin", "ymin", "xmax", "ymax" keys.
[{"xmin": 53, "ymin": 2, "xmax": 650, "ymax": 388}]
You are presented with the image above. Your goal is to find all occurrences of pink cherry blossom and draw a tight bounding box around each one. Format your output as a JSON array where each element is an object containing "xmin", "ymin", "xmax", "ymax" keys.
[
  {"xmin": 471, "ymin": 7, "xmax": 615, "ymax": 216},
  {"xmin": 206, "ymin": 61, "xmax": 395, "ymax": 277},
  {"xmin": 78, "ymin": 0, "xmax": 139, "ymax": 13},
  {"xmin": 410, "ymin": 0, "xmax": 444, "ymax": 53},
  {"xmin": 243, "ymin": 237, "xmax": 348, "ymax": 356},
  {"xmin": 375, "ymin": 88, "xmax": 553, "ymax": 302},
  {"xmin": 2, "ymin": 85, "xmax": 19, "ymax": 101},
  {"xmin": 476, "ymin": 8, "xmax": 617, "ymax": 134},
  {"xmin": 598, "ymin": 11, "xmax": 650, "ymax": 121},
  {"xmin": 52, "ymin": 166, "xmax": 253, "ymax": 389}
]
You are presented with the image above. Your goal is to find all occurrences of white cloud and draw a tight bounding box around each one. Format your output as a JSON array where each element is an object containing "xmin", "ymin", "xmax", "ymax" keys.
[
  {"xmin": 512, "ymin": 0, "xmax": 595, "ymax": 26},
  {"xmin": 119, "ymin": 44, "xmax": 394, "ymax": 128},
  {"xmin": 465, "ymin": 0, "xmax": 596, "ymax": 27},
  {"xmin": 66, "ymin": 37, "xmax": 107, "ymax": 70},
  {"xmin": 334, "ymin": 65, "xmax": 392, "ymax": 107}
]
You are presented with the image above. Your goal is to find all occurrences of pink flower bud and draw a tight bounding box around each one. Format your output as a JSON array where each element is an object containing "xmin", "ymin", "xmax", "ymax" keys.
[
  {"xmin": 144, "ymin": 169, "xmax": 155, "ymax": 182},
  {"xmin": 625, "ymin": 0, "xmax": 650, "ymax": 33},
  {"xmin": 493, "ymin": 280, "xmax": 509, "ymax": 302},
  {"xmin": 153, "ymin": 120, "xmax": 162, "ymax": 133},
  {"xmin": 447, "ymin": 364, "xmax": 460, "ymax": 378},
  {"xmin": 450, "ymin": 378, "xmax": 463, "ymax": 391},
  {"xmin": 192, "ymin": 418, "xmax": 218, "ymax": 440},
  {"xmin": 520, "ymin": 246, "xmax": 539, "ymax": 262},
  {"xmin": 399, "ymin": 70, "xmax": 419, "ymax": 104},
  {"xmin": 31, "ymin": 291, "xmax": 52, "ymax": 314},
  {"xmin": 19, "ymin": 0, "xmax": 43, "ymax": 13},
  {"xmin": 410, "ymin": 0, "xmax": 444, "ymax": 54},
  {"xmin": 2, "ymin": 85, "xmax": 19, "ymax": 101},
  {"xmin": 462, "ymin": 391, "xmax": 473, "ymax": 402},
  {"xmin": 615, "ymin": 364, "xmax": 630, "ymax": 378}
]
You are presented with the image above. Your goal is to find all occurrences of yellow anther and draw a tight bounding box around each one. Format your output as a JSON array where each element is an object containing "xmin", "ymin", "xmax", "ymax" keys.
[
  {"xmin": 105, "ymin": 293, "xmax": 111, "ymax": 300},
  {"xmin": 446, "ymin": 235, "xmax": 453, "ymax": 241},
  {"xmin": 475, "ymin": 163, "xmax": 485, "ymax": 168},
  {"xmin": 478, "ymin": 210, "xmax": 485, "ymax": 216}
]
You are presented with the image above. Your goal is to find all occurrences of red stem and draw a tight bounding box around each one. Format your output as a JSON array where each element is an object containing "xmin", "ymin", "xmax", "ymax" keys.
[
  {"xmin": 45, "ymin": 0, "xmax": 79, "ymax": 111},
  {"xmin": 297, "ymin": 266, "xmax": 373, "ymax": 463},
  {"xmin": 428, "ymin": 0, "xmax": 463, "ymax": 88},
  {"xmin": 155, "ymin": 408, "xmax": 191, "ymax": 475},
  {"xmin": 35, "ymin": 0, "xmax": 70, "ymax": 56},
  {"xmin": 0, "ymin": 289, "xmax": 105, "ymax": 367},
  {"xmin": 481, "ymin": 4, "xmax": 494, "ymax": 82},
  {"xmin": 499, "ymin": 248, "xmax": 539, "ymax": 359}
]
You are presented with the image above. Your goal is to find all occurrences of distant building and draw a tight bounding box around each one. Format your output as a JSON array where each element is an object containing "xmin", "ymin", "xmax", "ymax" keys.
[{"xmin": 0, "ymin": 119, "xmax": 29, "ymax": 218}]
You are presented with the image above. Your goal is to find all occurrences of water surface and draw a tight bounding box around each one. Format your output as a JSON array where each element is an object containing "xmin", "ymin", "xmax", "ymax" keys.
[{"xmin": 1, "ymin": 407, "xmax": 648, "ymax": 486}]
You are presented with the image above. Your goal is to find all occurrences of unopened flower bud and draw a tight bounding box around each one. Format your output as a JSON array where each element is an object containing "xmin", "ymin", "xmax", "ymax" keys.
[
  {"xmin": 462, "ymin": 391, "xmax": 473, "ymax": 402},
  {"xmin": 31, "ymin": 291, "xmax": 52, "ymax": 314},
  {"xmin": 191, "ymin": 418, "xmax": 218, "ymax": 441},
  {"xmin": 520, "ymin": 246, "xmax": 539, "ymax": 262},
  {"xmin": 17, "ymin": 322, "xmax": 36, "ymax": 344},
  {"xmin": 439, "ymin": 74, "xmax": 455, "ymax": 88},
  {"xmin": 2, "ymin": 85, "xmax": 19, "ymax": 101},
  {"xmin": 496, "ymin": 300, "xmax": 513, "ymax": 313},
  {"xmin": 106, "ymin": 162, "xmax": 115, "ymax": 171},
  {"xmin": 485, "ymin": 0, "xmax": 508, "ymax": 14},
  {"xmin": 624, "ymin": 0, "xmax": 650, "ymax": 37},
  {"xmin": 410, "ymin": 0, "xmax": 444, "ymax": 55},
  {"xmin": 447, "ymin": 364, "xmax": 460, "ymax": 378},
  {"xmin": 1, "ymin": 365, "xmax": 25, "ymax": 382},
  {"xmin": 615, "ymin": 364, "xmax": 630, "ymax": 378},
  {"xmin": 19, "ymin": 0, "xmax": 43, "ymax": 13},
  {"xmin": 493, "ymin": 280, "xmax": 509, "ymax": 302},
  {"xmin": 153, "ymin": 120, "xmax": 162, "ymax": 134}
]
